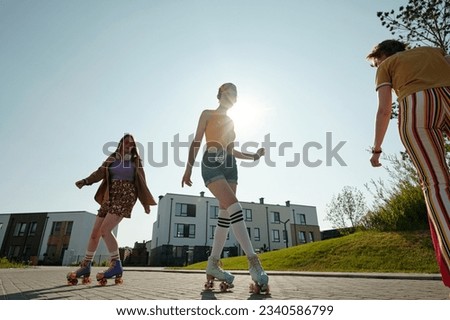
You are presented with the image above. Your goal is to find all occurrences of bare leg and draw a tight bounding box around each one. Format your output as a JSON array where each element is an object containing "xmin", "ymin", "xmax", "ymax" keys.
[
  {"xmin": 207, "ymin": 179, "xmax": 268, "ymax": 292},
  {"xmin": 209, "ymin": 182, "xmax": 237, "ymax": 259},
  {"xmin": 207, "ymin": 179, "xmax": 255, "ymax": 256},
  {"xmin": 98, "ymin": 213, "xmax": 123, "ymax": 253},
  {"xmin": 95, "ymin": 213, "xmax": 124, "ymax": 283},
  {"xmin": 203, "ymin": 180, "xmax": 238, "ymax": 286},
  {"xmin": 86, "ymin": 216, "xmax": 105, "ymax": 252},
  {"xmin": 207, "ymin": 179, "xmax": 238, "ymax": 209}
]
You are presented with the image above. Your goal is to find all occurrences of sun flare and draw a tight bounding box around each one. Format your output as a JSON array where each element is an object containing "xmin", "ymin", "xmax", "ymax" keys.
[{"xmin": 228, "ymin": 95, "xmax": 268, "ymax": 138}]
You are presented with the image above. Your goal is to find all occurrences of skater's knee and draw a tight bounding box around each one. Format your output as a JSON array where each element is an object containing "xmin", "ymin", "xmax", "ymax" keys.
[
  {"xmin": 90, "ymin": 232, "xmax": 101, "ymax": 242},
  {"xmin": 99, "ymin": 226, "xmax": 114, "ymax": 238}
]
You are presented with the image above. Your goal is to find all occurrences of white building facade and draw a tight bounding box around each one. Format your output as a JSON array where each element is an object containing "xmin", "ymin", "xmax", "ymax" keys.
[
  {"xmin": 0, "ymin": 211, "xmax": 115, "ymax": 266},
  {"xmin": 150, "ymin": 193, "xmax": 320, "ymax": 266}
]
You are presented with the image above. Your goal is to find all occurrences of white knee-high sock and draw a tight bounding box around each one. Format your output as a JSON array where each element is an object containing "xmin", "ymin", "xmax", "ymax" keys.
[
  {"xmin": 227, "ymin": 202, "xmax": 255, "ymax": 256},
  {"xmin": 110, "ymin": 250, "xmax": 120, "ymax": 261},
  {"xmin": 84, "ymin": 251, "xmax": 95, "ymax": 262},
  {"xmin": 210, "ymin": 209, "xmax": 230, "ymax": 259}
]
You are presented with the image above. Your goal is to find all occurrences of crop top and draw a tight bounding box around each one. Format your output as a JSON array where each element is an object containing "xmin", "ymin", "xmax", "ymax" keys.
[{"xmin": 109, "ymin": 158, "xmax": 135, "ymax": 181}]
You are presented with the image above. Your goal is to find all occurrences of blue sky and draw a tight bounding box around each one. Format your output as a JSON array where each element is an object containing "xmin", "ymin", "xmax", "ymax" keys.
[{"xmin": 0, "ymin": 0, "xmax": 407, "ymax": 247}]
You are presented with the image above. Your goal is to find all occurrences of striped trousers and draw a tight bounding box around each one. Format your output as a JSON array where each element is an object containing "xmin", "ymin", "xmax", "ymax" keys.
[{"xmin": 398, "ymin": 86, "xmax": 450, "ymax": 287}]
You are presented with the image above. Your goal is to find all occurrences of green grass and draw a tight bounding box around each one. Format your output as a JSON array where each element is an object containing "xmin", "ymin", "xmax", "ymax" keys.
[
  {"xmin": 0, "ymin": 257, "xmax": 27, "ymax": 269},
  {"xmin": 183, "ymin": 230, "xmax": 439, "ymax": 273}
]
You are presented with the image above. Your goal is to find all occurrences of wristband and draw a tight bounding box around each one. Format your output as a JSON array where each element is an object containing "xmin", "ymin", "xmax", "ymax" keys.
[{"xmin": 371, "ymin": 147, "xmax": 382, "ymax": 154}]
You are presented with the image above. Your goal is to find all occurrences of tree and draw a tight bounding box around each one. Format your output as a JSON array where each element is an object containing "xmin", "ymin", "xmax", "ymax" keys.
[
  {"xmin": 376, "ymin": 0, "xmax": 450, "ymax": 157},
  {"xmin": 377, "ymin": 0, "xmax": 450, "ymax": 52},
  {"xmin": 363, "ymin": 153, "xmax": 428, "ymax": 231},
  {"xmin": 325, "ymin": 186, "xmax": 368, "ymax": 230}
]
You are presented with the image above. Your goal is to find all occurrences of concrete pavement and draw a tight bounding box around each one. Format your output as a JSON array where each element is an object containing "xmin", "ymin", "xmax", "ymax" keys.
[{"xmin": 0, "ymin": 266, "xmax": 449, "ymax": 300}]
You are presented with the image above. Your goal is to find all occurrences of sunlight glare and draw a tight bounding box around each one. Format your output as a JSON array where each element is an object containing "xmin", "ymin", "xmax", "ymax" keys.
[{"xmin": 228, "ymin": 94, "xmax": 269, "ymax": 138}]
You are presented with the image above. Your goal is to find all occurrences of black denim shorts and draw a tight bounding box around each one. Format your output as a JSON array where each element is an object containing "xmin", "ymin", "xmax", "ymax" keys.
[{"xmin": 201, "ymin": 150, "xmax": 238, "ymax": 186}]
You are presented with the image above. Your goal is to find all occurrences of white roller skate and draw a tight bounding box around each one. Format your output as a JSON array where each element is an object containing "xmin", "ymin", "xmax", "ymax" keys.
[
  {"xmin": 204, "ymin": 256, "xmax": 234, "ymax": 292},
  {"xmin": 248, "ymin": 255, "xmax": 270, "ymax": 294}
]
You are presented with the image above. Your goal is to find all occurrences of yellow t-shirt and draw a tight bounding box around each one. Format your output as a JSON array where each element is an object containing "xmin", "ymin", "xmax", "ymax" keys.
[
  {"xmin": 205, "ymin": 112, "xmax": 236, "ymax": 151},
  {"xmin": 375, "ymin": 47, "xmax": 450, "ymax": 101}
]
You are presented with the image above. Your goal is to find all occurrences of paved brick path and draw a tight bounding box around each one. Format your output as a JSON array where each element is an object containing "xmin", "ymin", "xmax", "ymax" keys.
[{"xmin": 0, "ymin": 266, "xmax": 448, "ymax": 300}]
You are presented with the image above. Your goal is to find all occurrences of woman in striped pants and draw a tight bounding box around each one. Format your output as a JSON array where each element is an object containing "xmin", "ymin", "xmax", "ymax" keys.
[{"xmin": 367, "ymin": 40, "xmax": 450, "ymax": 288}]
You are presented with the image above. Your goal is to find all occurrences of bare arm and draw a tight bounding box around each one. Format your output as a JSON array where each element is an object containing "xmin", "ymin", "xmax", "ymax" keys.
[
  {"xmin": 370, "ymin": 85, "xmax": 392, "ymax": 167},
  {"xmin": 182, "ymin": 110, "xmax": 208, "ymax": 187},
  {"xmin": 232, "ymin": 147, "xmax": 265, "ymax": 160}
]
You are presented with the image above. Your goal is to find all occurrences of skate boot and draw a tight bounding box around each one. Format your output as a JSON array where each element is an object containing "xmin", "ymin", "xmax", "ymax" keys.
[
  {"xmin": 96, "ymin": 259, "xmax": 123, "ymax": 286},
  {"xmin": 204, "ymin": 256, "xmax": 234, "ymax": 292},
  {"xmin": 66, "ymin": 260, "xmax": 91, "ymax": 285},
  {"xmin": 248, "ymin": 255, "xmax": 270, "ymax": 294}
]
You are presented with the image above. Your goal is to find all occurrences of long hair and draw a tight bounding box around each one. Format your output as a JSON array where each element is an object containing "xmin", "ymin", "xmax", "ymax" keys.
[{"xmin": 113, "ymin": 133, "xmax": 139, "ymax": 161}]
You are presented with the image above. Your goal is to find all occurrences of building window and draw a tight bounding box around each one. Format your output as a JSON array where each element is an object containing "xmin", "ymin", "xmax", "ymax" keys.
[
  {"xmin": 173, "ymin": 246, "xmax": 185, "ymax": 258},
  {"xmin": 308, "ymin": 232, "xmax": 314, "ymax": 242},
  {"xmin": 46, "ymin": 245, "xmax": 57, "ymax": 257},
  {"xmin": 23, "ymin": 245, "xmax": 32, "ymax": 259},
  {"xmin": 13, "ymin": 222, "xmax": 27, "ymax": 236},
  {"xmin": 272, "ymin": 229, "xmax": 280, "ymax": 242},
  {"xmin": 175, "ymin": 224, "xmax": 196, "ymax": 238},
  {"xmin": 51, "ymin": 222, "xmax": 62, "ymax": 235},
  {"xmin": 175, "ymin": 203, "xmax": 196, "ymax": 217},
  {"xmin": 9, "ymin": 245, "xmax": 21, "ymax": 259},
  {"xmin": 296, "ymin": 213, "xmax": 306, "ymax": 225},
  {"xmin": 271, "ymin": 211, "xmax": 280, "ymax": 224},
  {"xmin": 254, "ymin": 228, "xmax": 261, "ymax": 241},
  {"xmin": 247, "ymin": 227, "xmax": 251, "ymax": 239},
  {"xmin": 61, "ymin": 245, "xmax": 69, "ymax": 258},
  {"xmin": 28, "ymin": 222, "xmax": 37, "ymax": 236},
  {"xmin": 65, "ymin": 221, "xmax": 73, "ymax": 235},
  {"xmin": 0, "ymin": 222, "xmax": 3, "ymax": 230},
  {"xmin": 299, "ymin": 231, "xmax": 306, "ymax": 243},
  {"xmin": 244, "ymin": 208, "xmax": 252, "ymax": 221},
  {"xmin": 210, "ymin": 205, "xmax": 219, "ymax": 219}
]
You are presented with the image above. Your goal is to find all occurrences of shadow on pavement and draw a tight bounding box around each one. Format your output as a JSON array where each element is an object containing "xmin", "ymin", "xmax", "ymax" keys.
[{"xmin": 3, "ymin": 284, "xmax": 95, "ymax": 300}]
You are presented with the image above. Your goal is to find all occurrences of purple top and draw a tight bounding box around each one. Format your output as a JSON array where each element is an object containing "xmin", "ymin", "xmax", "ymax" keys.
[{"xmin": 109, "ymin": 159, "xmax": 135, "ymax": 181}]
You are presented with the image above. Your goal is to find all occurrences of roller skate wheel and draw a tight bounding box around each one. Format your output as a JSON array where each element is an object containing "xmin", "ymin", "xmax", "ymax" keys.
[
  {"xmin": 67, "ymin": 272, "xmax": 76, "ymax": 280},
  {"xmin": 249, "ymin": 282, "xmax": 261, "ymax": 294},
  {"xmin": 203, "ymin": 280, "xmax": 214, "ymax": 290},
  {"xmin": 98, "ymin": 278, "xmax": 107, "ymax": 286},
  {"xmin": 115, "ymin": 277, "xmax": 123, "ymax": 285},
  {"xmin": 67, "ymin": 278, "xmax": 78, "ymax": 286},
  {"xmin": 219, "ymin": 282, "xmax": 228, "ymax": 292},
  {"xmin": 260, "ymin": 284, "xmax": 270, "ymax": 295},
  {"xmin": 82, "ymin": 277, "xmax": 91, "ymax": 285}
]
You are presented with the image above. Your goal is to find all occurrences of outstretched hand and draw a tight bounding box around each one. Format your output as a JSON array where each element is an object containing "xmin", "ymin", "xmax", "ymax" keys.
[
  {"xmin": 75, "ymin": 180, "xmax": 85, "ymax": 189},
  {"xmin": 182, "ymin": 170, "xmax": 193, "ymax": 187},
  {"xmin": 255, "ymin": 147, "xmax": 265, "ymax": 160}
]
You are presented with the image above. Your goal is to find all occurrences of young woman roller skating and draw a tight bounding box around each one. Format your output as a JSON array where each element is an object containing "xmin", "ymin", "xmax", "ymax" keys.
[
  {"xmin": 182, "ymin": 83, "xmax": 269, "ymax": 294},
  {"xmin": 67, "ymin": 133, "xmax": 156, "ymax": 286}
]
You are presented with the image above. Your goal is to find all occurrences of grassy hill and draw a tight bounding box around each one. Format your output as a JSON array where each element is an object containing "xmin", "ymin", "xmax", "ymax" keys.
[{"xmin": 183, "ymin": 230, "xmax": 439, "ymax": 273}]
